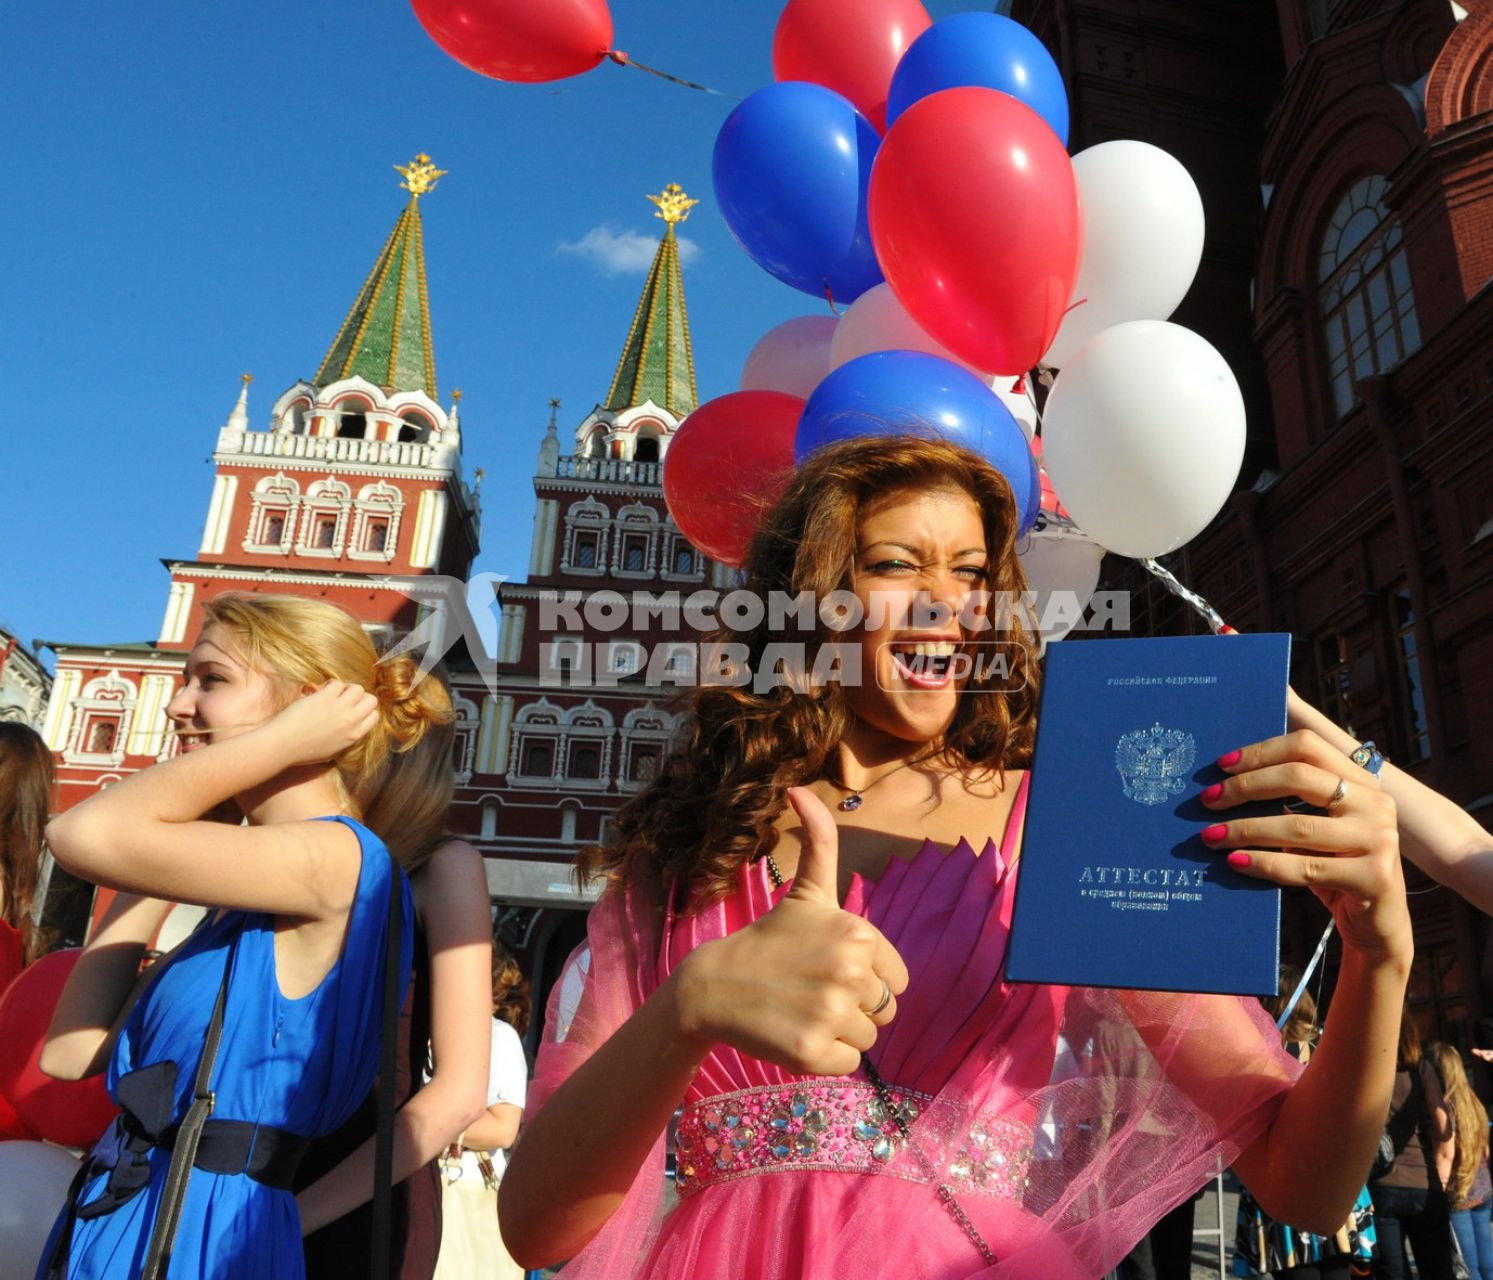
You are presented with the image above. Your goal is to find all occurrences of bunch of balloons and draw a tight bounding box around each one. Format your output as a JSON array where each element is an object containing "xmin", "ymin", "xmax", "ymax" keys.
[
  {"xmin": 409, "ymin": 0, "xmax": 1249, "ymax": 626},
  {"xmin": 0, "ymin": 948, "xmax": 119, "ymax": 1277},
  {"xmin": 681, "ymin": 0, "xmax": 1247, "ymax": 633},
  {"xmin": 0, "ymin": 949, "xmax": 119, "ymax": 1149},
  {"xmin": 0, "ymin": 1139, "xmax": 80, "ymax": 1280}
]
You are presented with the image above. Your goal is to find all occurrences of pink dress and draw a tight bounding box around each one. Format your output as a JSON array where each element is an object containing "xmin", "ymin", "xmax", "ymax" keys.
[{"xmin": 532, "ymin": 774, "xmax": 1301, "ymax": 1279}]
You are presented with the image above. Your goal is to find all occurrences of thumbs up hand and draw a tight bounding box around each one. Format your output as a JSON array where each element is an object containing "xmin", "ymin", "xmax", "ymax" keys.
[{"xmin": 671, "ymin": 788, "xmax": 910, "ymax": 1077}]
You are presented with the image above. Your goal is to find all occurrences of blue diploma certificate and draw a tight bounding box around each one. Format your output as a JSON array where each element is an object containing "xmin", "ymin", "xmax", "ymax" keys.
[{"xmin": 1006, "ymin": 633, "xmax": 1291, "ymax": 996}]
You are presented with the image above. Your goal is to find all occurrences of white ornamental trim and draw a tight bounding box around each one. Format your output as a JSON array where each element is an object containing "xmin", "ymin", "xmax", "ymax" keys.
[
  {"xmin": 216, "ymin": 455, "xmax": 461, "ymax": 484},
  {"xmin": 165, "ymin": 563, "xmax": 435, "ymax": 591},
  {"xmin": 535, "ymin": 479, "xmax": 664, "ymax": 498}
]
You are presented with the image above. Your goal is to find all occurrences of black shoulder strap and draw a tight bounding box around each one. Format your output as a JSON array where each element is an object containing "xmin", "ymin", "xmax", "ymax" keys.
[
  {"xmin": 141, "ymin": 941, "xmax": 233, "ymax": 1279},
  {"xmin": 370, "ymin": 853, "xmax": 404, "ymax": 1280}
]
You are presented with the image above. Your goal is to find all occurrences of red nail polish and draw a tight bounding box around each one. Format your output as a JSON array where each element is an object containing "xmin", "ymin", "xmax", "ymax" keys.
[
  {"xmin": 1217, "ymin": 750, "xmax": 1242, "ymax": 768},
  {"xmin": 1201, "ymin": 824, "xmax": 1228, "ymax": 844},
  {"xmin": 1219, "ymin": 624, "xmax": 1238, "ymax": 635},
  {"xmin": 1202, "ymin": 783, "xmax": 1223, "ymax": 803},
  {"xmin": 1227, "ymin": 851, "xmax": 1252, "ymax": 869}
]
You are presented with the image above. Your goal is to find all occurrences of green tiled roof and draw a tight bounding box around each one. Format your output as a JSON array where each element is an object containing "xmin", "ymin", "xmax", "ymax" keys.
[
  {"xmin": 315, "ymin": 198, "xmax": 437, "ymax": 397},
  {"xmin": 604, "ymin": 223, "xmax": 697, "ymax": 419}
]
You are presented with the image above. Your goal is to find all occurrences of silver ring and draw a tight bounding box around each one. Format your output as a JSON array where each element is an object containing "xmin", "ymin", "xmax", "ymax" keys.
[
  {"xmin": 867, "ymin": 978, "xmax": 893, "ymax": 1017},
  {"xmin": 1326, "ymin": 777, "xmax": 1349, "ymax": 814}
]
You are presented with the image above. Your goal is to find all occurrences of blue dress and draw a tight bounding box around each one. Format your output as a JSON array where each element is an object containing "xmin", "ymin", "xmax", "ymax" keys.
[{"xmin": 41, "ymin": 817, "xmax": 414, "ymax": 1279}]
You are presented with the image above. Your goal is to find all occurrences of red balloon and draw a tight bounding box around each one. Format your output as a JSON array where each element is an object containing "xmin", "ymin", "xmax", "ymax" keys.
[
  {"xmin": 663, "ymin": 392, "xmax": 804, "ymax": 568},
  {"xmin": 411, "ymin": 0, "xmax": 613, "ymax": 84},
  {"xmin": 0, "ymin": 950, "xmax": 119, "ymax": 1150},
  {"xmin": 869, "ymin": 87, "xmax": 1082, "ymax": 377},
  {"xmin": 0, "ymin": 1085, "xmax": 37, "ymax": 1141},
  {"xmin": 773, "ymin": 0, "xmax": 932, "ymax": 133}
]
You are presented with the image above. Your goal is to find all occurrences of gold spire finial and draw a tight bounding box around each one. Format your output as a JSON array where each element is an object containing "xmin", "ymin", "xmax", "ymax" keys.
[
  {"xmin": 452, "ymin": 387, "xmax": 463, "ymax": 402},
  {"xmin": 395, "ymin": 153, "xmax": 447, "ymax": 199},
  {"xmin": 647, "ymin": 183, "xmax": 698, "ymax": 226},
  {"xmin": 241, "ymin": 373, "xmax": 253, "ymax": 386}
]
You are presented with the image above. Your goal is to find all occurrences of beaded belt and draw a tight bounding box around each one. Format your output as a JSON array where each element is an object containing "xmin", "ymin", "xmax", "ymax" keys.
[{"xmin": 673, "ymin": 1080, "xmax": 1032, "ymax": 1200}]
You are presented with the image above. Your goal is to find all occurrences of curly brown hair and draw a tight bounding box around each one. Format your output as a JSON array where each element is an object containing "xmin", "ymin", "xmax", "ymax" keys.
[
  {"xmin": 1, "ymin": 722, "xmax": 53, "ymax": 958},
  {"xmin": 492, "ymin": 942, "xmax": 532, "ymax": 1036},
  {"xmin": 579, "ymin": 434, "xmax": 1041, "ymax": 908}
]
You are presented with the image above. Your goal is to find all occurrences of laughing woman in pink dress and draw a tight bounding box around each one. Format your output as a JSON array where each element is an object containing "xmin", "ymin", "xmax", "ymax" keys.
[{"xmin": 500, "ymin": 435, "xmax": 1412, "ymax": 1280}]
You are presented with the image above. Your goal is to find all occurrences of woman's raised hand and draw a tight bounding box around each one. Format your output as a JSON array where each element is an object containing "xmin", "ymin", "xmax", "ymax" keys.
[
  {"xmin": 672, "ymin": 787, "xmax": 909, "ymax": 1076},
  {"xmin": 259, "ymin": 680, "xmax": 381, "ymax": 767},
  {"xmin": 1202, "ymin": 728, "xmax": 1412, "ymax": 967}
]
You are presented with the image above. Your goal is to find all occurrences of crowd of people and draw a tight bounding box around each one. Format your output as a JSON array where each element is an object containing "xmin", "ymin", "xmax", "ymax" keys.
[{"xmin": 2, "ymin": 433, "xmax": 1493, "ymax": 1277}]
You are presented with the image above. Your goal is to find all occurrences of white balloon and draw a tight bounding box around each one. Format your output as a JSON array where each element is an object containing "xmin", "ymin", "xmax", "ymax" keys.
[
  {"xmin": 0, "ymin": 1141, "xmax": 81, "ymax": 1280},
  {"xmin": 1042, "ymin": 321, "xmax": 1245, "ymax": 560},
  {"xmin": 1019, "ymin": 530, "xmax": 1105, "ymax": 643},
  {"xmin": 1042, "ymin": 141, "xmax": 1205, "ymax": 369},
  {"xmin": 828, "ymin": 283, "xmax": 989, "ymax": 377},
  {"xmin": 740, "ymin": 315, "xmax": 839, "ymax": 399}
]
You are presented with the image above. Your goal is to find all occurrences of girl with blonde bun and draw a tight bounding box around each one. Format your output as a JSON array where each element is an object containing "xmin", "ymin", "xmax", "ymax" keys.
[{"xmin": 37, "ymin": 593, "xmax": 445, "ymax": 1280}]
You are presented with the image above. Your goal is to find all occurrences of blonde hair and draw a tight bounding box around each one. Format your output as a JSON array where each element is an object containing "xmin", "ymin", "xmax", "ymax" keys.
[
  {"xmin": 1430, "ymin": 1041, "xmax": 1490, "ymax": 1205},
  {"xmin": 200, "ymin": 594, "xmax": 455, "ymax": 870}
]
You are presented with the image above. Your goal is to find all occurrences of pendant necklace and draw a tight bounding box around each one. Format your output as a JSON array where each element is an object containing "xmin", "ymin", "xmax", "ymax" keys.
[
  {"xmin": 762, "ymin": 749, "xmax": 944, "ymax": 887},
  {"xmin": 830, "ymin": 749, "xmax": 943, "ymax": 812}
]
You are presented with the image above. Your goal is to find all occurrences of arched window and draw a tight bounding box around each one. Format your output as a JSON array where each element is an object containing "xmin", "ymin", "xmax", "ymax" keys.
[
  {"xmin": 244, "ymin": 472, "xmax": 299, "ymax": 554},
  {"xmin": 397, "ymin": 412, "xmax": 432, "ymax": 444},
  {"xmin": 635, "ymin": 434, "xmax": 660, "ymax": 463},
  {"xmin": 588, "ymin": 429, "xmax": 608, "ymax": 459},
  {"xmin": 334, "ymin": 397, "xmax": 372, "ymax": 439},
  {"xmin": 1319, "ymin": 176, "xmax": 1421, "ymax": 417}
]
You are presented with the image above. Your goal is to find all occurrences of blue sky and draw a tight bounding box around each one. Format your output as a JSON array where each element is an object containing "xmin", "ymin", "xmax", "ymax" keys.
[{"xmin": 1, "ymin": 0, "xmax": 975, "ymax": 662}]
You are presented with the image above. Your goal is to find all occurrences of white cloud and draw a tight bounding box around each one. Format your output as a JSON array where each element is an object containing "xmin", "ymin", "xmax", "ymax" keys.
[{"xmin": 557, "ymin": 224, "xmax": 701, "ymax": 276}]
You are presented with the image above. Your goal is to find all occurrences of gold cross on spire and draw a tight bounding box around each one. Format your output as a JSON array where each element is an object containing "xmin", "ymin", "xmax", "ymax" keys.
[
  {"xmin": 647, "ymin": 183, "xmax": 698, "ymax": 225},
  {"xmin": 395, "ymin": 153, "xmax": 448, "ymax": 199}
]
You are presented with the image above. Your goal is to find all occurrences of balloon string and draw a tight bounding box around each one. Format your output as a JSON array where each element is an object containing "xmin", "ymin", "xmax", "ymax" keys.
[
  {"xmin": 1136, "ymin": 558, "xmax": 1229, "ymax": 634},
  {"xmin": 1061, "ymin": 296, "xmax": 1089, "ymax": 319},
  {"xmin": 606, "ymin": 50, "xmax": 742, "ymax": 100},
  {"xmin": 1276, "ymin": 921, "xmax": 1336, "ymax": 1032}
]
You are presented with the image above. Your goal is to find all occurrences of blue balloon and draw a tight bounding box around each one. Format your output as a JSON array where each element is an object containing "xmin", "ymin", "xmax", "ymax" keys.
[
  {"xmin": 713, "ymin": 82, "xmax": 884, "ymax": 304},
  {"xmin": 1015, "ymin": 432, "xmax": 1041, "ymax": 530},
  {"xmin": 885, "ymin": 13, "xmax": 1070, "ymax": 146},
  {"xmin": 795, "ymin": 351, "xmax": 1038, "ymax": 533}
]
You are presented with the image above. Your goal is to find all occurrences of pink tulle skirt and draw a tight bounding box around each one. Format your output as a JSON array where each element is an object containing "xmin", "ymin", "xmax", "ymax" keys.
[{"xmin": 531, "ymin": 774, "xmax": 1301, "ymax": 1279}]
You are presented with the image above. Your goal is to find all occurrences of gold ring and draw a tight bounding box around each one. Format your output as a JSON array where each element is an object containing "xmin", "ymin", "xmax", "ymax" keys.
[
  {"xmin": 867, "ymin": 978, "xmax": 893, "ymax": 1017},
  {"xmin": 1326, "ymin": 777, "xmax": 1349, "ymax": 813}
]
